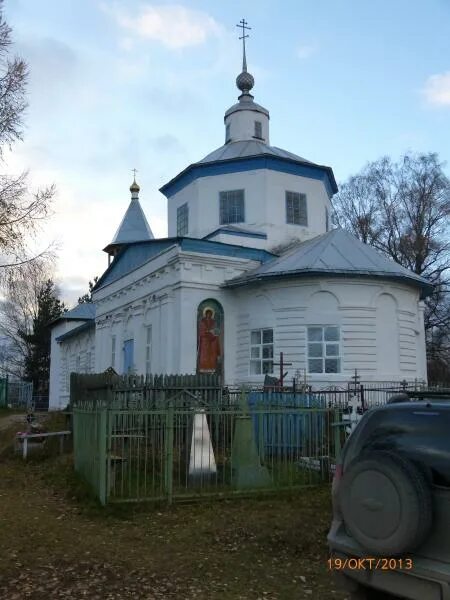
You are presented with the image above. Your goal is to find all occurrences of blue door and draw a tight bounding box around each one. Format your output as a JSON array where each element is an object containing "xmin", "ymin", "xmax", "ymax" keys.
[{"xmin": 123, "ymin": 339, "xmax": 134, "ymax": 374}]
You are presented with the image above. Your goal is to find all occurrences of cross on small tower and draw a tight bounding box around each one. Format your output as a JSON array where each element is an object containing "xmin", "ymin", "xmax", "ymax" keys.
[
  {"xmin": 131, "ymin": 168, "xmax": 138, "ymax": 180},
  {"xmin": 236, "ymin": 18, "xmax": 251, "ymax": 70}
]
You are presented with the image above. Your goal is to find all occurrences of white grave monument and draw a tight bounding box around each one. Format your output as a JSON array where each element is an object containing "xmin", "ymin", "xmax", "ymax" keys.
[{"xmin": 188, "ymin": 410, "xmax": 217, "ymax": 480}]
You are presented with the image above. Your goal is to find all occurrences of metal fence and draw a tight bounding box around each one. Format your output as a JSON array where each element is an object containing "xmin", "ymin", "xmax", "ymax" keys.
[
  {"xmin": 73, "ymin": 400, "xmax": 340, "ymax": 505},
  {"xmin": 4, "ymin": 380, "xmax": 33, "ymax": 409},
  {"xmin": 0, "ymin": 377, "xmax": 7, "ymax": 408},
  {"xmin": 71, "ymin": 373, "xmax": 450, "ymax": 506},
  {"xmin": 70, "ymin": 372, "xmax": 224, "ymax": 410}
]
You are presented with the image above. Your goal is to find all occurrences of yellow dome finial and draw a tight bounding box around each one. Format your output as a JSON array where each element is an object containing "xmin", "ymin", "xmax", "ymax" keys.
[{"xmin": 130, "ymin": 168, "xmax": 140, "ymax": 193}]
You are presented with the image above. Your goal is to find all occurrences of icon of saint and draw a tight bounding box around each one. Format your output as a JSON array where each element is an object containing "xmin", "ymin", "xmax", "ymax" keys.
[{"xmin": 197, "ymin": 307, "xmax": 221, "ymax": 373}]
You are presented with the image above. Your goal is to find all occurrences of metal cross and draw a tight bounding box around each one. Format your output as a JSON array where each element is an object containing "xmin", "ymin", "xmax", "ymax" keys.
[
  {"xmin": 236, "ymin": 18, "xmax": 251, "ymax": 41},
  {"xmin": 131, "ymin": 168, "xmax": 138, "ymax": 179},
  {"xmin": 236, "ymin": 19, "xmax": 251, "ymax": 67},
  {"xmin": 272, "ymin": 352, "xmax": 293, "ymax": 389}
]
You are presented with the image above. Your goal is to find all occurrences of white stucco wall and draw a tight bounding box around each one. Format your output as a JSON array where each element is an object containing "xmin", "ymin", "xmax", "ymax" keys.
[
  {"xmin": 49, "ymin": 320, "xmax": 95, "ymax": 410},
  {"xmin": 167, "ymin": 168, "xmax": 332, "ymax": 250},
  {"xmin": 231, "ymin": 278, "xmax": 427, "ymax": 387},
  {"xmin": 224, "ymin": 108, "xmax": 270, "ymax": 144},
  {"xmin": 88, "ymin": 243, "xmax": 427, "ymax": 389},
  {"xmin": 92, "ymin": 245, "xmax": 257, "ymax": 379}
]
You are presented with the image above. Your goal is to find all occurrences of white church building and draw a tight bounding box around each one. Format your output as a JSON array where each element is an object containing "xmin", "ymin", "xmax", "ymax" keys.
[{"xmin": 49, "ymin": 38, "xmax": 431, "ymax": 410}]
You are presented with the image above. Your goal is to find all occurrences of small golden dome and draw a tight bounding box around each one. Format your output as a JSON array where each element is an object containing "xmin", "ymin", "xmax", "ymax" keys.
[{"xmin": 130, "ymin": 179, "xmax": 140, "ymax": 193}]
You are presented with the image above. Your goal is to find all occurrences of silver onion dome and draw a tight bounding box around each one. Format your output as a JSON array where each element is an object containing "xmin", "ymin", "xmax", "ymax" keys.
[{"xmin": 236, "ymin": 70, "xmax": 254, "ymax": 94}]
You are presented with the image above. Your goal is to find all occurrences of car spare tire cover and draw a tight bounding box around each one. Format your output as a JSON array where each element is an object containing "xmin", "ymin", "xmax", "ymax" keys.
[{"xmin": 339, "ymin": 451, "xmax": 432, "ymax": 556}]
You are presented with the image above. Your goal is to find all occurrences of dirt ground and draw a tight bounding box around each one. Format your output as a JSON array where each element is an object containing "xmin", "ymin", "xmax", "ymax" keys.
[{"xmin": 0, "ymin": 412, "xmax": 348, "ymax": 600}]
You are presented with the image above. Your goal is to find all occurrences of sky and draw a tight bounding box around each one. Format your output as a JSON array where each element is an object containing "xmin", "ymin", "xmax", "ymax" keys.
[{"xmin": 3, "ymin": 0, "xmax": 450, "ymax": 305}]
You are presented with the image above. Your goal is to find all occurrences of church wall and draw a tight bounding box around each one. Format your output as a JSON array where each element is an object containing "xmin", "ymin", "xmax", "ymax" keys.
[
  {"xmin": 196, "ymin": 170, "xmax": 267, "ymax": 240},
  {"xmin": 264, "ymin": 171, "xmax": 331, "ymax": 250},
  {"xmin": 49, "ymin": 323, "xmax": 95, "ymax": 410},
  {"xmin": 83, "ymin": 238, "xmax": 426, "ymax": 390},
  {"xmin": 166, "ymin": 167, "xmax": 332, "ymax": 252},
  {"xmin": 167, "ymin": 180, "xmax": 199, "ymax": 238},
  {"xmin": 167, "ymin": 169, "xmax": 268, "ymax": 241},
  {"xmin": 176, "ymin": 286, "xmax": 236, "ymax": 379},
  {"xmin": 225, "ymin": 109, "xmax": 270, "ymax": 144},
  {"xmin": 230, "ymin": 278, "xmax": 426, "ymax": 387},
  {"xmin": 92, "ymin": 246, "xmax": 257, "ymax": 380}
]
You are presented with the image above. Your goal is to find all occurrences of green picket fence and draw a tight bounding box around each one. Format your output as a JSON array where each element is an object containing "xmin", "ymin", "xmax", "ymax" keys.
[
  {"xmin": 0, "ymin": 377, "xmax": 7, "ymax": 408},
  {"xmin": 73, "ymin": 402, "xmax": 343, "ymax": 505}
]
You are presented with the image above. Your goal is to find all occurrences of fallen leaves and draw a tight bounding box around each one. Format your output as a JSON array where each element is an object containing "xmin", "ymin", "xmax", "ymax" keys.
[{"xmin": 0, "ymin": 450, "xmax": 347, "ymax": 599}]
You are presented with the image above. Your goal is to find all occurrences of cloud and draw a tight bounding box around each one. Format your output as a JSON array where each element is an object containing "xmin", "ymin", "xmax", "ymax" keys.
[
  {"xmin": 17, "ymin": 37, "xmax": 78, "ymax": 94},
  {"xmin": 104, "ymin": 4, "xmax": 221, "ymax": 49},
  {"xmin": 422, "ymin": 71, "xmax": 450, "ymax": 107},
  {"xmin": 296, "ymin": 44, "xmax": 317, "ymax": 60}
]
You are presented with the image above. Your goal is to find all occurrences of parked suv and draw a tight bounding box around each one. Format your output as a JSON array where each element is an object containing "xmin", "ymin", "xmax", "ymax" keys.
[{"xmin": 328, "ymin": 393, "xmax": 450, "ymax": 600}]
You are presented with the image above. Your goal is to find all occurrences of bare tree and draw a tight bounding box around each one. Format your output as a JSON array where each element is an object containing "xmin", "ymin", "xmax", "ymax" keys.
[
  {"xmin": 0, "ymin": 1, "xmax": 55, "ymax": 274},
  {"xmin": 333, "ymin": 152, "xmax": 450, "ymax": 380},
  {"xmin": 0, "ymin": 258, "xmax": 52, "ymax": 378}
]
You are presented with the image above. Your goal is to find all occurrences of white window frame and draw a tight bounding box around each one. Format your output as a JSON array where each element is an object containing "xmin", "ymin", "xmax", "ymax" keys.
[
  {"xmin": 286, "ymin": 191, "xmax": 307, "ymax": 226},
  {"xmin": 177, "ymin": 203, "xmax": 189, "ymax": 236},
  {"xmin": 250, "ymin": 328, "xmax": 274, "ymax": 375},
  {"xmin": 254, "ymin": 120, "xmax": 262, "ymax": 139},
  {"xmin": 145, "ymin": 325, "xmax": 152, "ymax": 374},
  {"xmin": 307, "ymin": 326, "xmax": 340, "ymax": 374},
  {"xmin": 219, "ymin": 189, "xmax": 245, "ymax": 225},
  {"xmin": 111, "ymin": 335, "xmax": 116, "ymax": 369}
]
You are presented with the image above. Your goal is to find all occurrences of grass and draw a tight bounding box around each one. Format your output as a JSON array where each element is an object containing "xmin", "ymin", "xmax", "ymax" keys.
[{"xmin": 0, "ymin": 414, "xmax": 348, "ymax": 599}]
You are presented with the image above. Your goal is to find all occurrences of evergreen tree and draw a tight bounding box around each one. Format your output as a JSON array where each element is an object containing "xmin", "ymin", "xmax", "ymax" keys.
[
  {"xmin": 19, "ymin": 279, "xmax": 65, "ymax": 394},
  {"xmin": 78, "ymin": 276, "xmax": 99, "ymax": 304}
]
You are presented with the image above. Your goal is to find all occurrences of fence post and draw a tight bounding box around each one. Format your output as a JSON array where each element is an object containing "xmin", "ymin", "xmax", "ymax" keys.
[
  {"xmin": 98, "ymin": 407, "xmax": 108, "ymax": 506},
  {"xmin": 165, "ymin": 403, "xmax": 174, "ymax": 505},
  {"xmin": 333, "ymin": 409, "xmax": 342, "ymax": 464}
]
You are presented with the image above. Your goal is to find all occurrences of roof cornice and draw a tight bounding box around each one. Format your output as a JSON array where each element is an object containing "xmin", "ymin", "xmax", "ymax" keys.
[{"xmin": 159, "ymin": 154, "xmax": 338, "ymax": 199}]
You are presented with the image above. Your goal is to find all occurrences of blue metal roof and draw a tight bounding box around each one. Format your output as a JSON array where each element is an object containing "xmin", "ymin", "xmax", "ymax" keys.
[
  {"xmin": 203, "ymin": 225, "xmax": 267, "ymax": 240},
  {"xmin": 50, "ymin": 302, "xmax": 96, "ymax": 328},
  {"xmin": 180, "ymin": 238, "xmax": 274, "ymax": 262},
  {"xmin": 224, "ymin": 228, "xmax": 433, "ymax": 299},
  {"xmin": 110, "ymin": 198, "xmax": 154, "ymax": 245},
  {"xmin": 95, "ymin": 240, "xmax": 178, "ymax": 290},
  {"xmin": 159, "ymin": 143, "xmax": 338, "ymax": 199},
  {"xmin": 94, "ymin": 238, "xmax": 275, "ymax": 291},
  {"xmin": 56, "ymin": 321, "xmax": 95, "ymax": 343},
  {"xmin": 63, "ymin": 303, "xmax": 96, "ymax": 320},
  {"xmin": 199, "ymin": 140, "xmax": 312, "ymax": 164}
]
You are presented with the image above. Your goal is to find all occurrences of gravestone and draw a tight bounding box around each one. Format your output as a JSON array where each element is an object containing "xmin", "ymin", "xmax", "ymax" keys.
[{"xmin": 188, "ymin": 410, "xmax": 217, "ymax": 485}]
